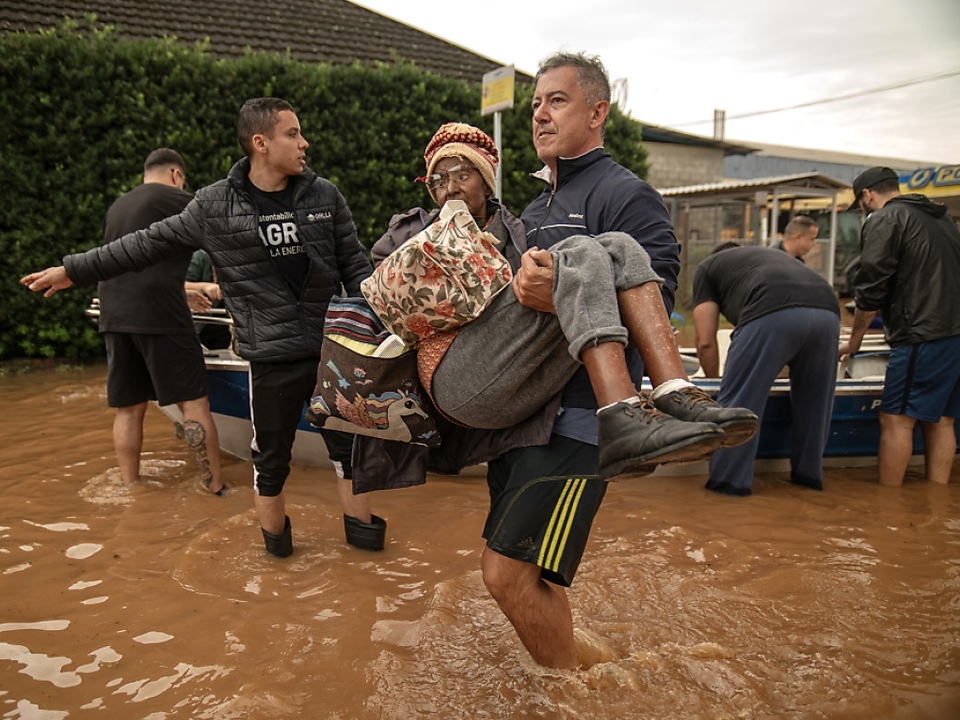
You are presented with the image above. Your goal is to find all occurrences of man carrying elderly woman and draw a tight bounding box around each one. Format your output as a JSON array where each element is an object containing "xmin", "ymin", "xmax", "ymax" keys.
[
  {"xmin": 368, "ymin": 121, "xmax": 757, "ymax": 480},
  {"xmin": 356, "ymin": 95, "xmax": 756, "ymax": 670}
]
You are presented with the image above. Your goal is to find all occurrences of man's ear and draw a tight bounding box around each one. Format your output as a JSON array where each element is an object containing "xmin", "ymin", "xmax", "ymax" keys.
[
  {"xmin": 251, "ymin": 132, "xmax": 268, "ymax": 155},
  {"xmin": 590, "ymin": 100, "xmax": 610, "ymax": 131}
]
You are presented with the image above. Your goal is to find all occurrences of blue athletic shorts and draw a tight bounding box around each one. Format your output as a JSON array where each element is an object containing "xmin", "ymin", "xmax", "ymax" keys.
[
  {"xmin": 484, "ymin": 434, "xmax": 606, "ymax": 587},
  {"xmin": 881, "ymin": 335, "xmax": 960, "ymax": 422}
]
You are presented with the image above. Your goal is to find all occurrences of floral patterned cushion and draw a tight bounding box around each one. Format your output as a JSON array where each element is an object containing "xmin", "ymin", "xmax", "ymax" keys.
[{"xmin": 361, "ymin": 200, "xmax": 513, "ymax": 347}]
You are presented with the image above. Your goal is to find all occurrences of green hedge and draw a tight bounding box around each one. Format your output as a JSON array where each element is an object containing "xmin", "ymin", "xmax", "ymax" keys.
[{"xmin": 1, "ymin": 18, "xmax": 648, "ymax": 361}]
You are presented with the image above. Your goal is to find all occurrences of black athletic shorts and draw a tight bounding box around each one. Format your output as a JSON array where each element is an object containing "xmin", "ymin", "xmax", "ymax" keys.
[
  {"xmin": 104, "ymin": 332, "xmax": 207, "ymax": 408},
  {"xmin": 484, "ymin": 433, "xmax": 607, "ymax": 587}
]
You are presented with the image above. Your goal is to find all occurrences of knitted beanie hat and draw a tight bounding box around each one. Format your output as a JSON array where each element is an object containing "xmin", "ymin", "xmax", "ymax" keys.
[{"xmin": 423, "ymin": 122, "xmax": 499, "ymax": 202}]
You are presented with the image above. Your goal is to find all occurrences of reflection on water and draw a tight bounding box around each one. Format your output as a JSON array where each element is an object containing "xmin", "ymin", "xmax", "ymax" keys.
[{"xmin": 1, "ymin": 365, "xmax": 959, "ymax": 719}]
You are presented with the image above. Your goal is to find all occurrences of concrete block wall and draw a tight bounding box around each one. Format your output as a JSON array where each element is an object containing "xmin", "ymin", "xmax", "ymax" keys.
[{"xmin": 643, "ymin": 142, "xmax": 726, "ymax": 190}]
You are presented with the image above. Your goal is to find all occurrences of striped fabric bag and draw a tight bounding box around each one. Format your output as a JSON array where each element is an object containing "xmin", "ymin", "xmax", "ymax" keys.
[{"xmin": 306, "ymin": 296, "xmax": 441, "ymax": 447}]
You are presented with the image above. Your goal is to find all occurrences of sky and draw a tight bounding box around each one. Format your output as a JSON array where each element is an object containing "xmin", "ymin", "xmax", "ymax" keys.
[{"xmin": 354, "ymin": 0, "xmax": 960, "ymax": 166}]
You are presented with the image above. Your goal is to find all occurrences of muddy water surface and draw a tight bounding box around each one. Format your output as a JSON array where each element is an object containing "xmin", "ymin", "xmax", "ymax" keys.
[{"xmin": 2, "ymin": 365, "xmax": 959, "ymax": 719}]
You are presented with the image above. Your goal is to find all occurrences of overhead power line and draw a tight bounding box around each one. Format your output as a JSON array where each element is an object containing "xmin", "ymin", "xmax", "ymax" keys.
[{"xmin": 670, "ymin": 67, "xmax": 960, "ymax": 127}]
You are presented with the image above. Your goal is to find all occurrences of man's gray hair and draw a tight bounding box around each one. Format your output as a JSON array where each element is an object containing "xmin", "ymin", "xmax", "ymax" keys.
[{"xmin": 535, "ymin": 51, "xmax": 611, "ymax": 106}]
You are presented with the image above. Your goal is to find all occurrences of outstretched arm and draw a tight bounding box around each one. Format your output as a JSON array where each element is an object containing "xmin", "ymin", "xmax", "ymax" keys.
[{"xmin": 21, "ymin": 266, "xmax": 73, "ymax": 298}]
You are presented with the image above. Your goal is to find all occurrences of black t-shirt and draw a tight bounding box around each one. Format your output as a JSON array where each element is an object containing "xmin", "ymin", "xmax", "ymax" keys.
[
  {"xmin": 244, "ymin": 177, "xmax": 309, "ymax": 297},
  {"xmin": 97, "ymin": 182, "xmax": 194, "ymax": 334},
  {"xmin": 693, "ymin": 246, "xmax": 839, "ymax": 326}
]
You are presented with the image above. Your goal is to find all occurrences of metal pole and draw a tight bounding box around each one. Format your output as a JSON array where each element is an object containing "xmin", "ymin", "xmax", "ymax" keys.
[
  {"xmin": 827, "ymin": 199, "xmax": 838, "ymax": 287},
  {"xmin": 493, "ymin": 111, "xmax": 503, "ymax": 199},
  {"xmin": 770, "ymin": 189, "xmax": 780, "ymax": 248}
]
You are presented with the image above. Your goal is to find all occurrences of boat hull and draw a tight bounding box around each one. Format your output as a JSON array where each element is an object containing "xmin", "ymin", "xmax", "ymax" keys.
[
  {"xmin": 92, "ymin": 301, "xmax": 951, "ymax": 475},
  {"xmin": 159, "ymin": 353, "xmax": 334, "ymax": 466},
  {"xmin": 163, "ymin": 357, "xmax": 958, "ymax": 476}
]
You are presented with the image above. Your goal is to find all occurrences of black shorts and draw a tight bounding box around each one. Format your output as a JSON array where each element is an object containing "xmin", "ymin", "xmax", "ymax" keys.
[
  {"xmin": 104, "ymin": 332, "xmax": 207, "ymax": 408},
  {"xmin": 484, "ymin": 434, "xmax": 606, "ymax": 587}
]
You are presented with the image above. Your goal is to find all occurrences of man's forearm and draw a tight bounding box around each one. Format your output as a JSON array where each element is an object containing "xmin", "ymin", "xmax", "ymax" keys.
[
  {"xmin": 697, "ymin": 343, "xmax": 720, "ymax": 378},
  {"xmin": 844, "ymin": 307, "xmax": 878, "ymax": 354}
]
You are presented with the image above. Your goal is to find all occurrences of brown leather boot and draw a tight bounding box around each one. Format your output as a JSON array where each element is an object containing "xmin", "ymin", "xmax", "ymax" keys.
[{"xmin": 653, "ymin": 386, "xmax": 758, "ymax": 448}]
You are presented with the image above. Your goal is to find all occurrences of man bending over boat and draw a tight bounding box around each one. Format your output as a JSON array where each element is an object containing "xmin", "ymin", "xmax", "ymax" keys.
[{"xmin": 692, "ymin": 243, "xmax": 841, "ymax": 496}]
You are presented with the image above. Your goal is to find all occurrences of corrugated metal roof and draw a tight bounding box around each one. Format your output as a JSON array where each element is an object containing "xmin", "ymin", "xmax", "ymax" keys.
[
  {"xmin": 639, "ymin": 121, "xmax": 757, "ymax": 156},
  {"xmin": 725, "ymin": 139, "xmax": 947, "ymax": 168},
  {"xmin": 660, "ymin": 172, "xmax": 850, "ymax": 198}
]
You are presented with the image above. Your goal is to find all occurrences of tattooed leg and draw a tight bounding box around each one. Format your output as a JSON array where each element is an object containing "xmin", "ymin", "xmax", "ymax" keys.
[
  {"xmin": 176, "ymin": 398, "xmax": 225, "ymax": 495},
  {"xmin": 177, "ymin": 419, "xmax": 215, "ymax": 489}
]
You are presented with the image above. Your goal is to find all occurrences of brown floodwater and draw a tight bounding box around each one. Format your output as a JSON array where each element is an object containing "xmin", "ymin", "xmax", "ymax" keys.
[{"xmin": 2, "ymin": 364, "xmax": 959, "ymax": 720}]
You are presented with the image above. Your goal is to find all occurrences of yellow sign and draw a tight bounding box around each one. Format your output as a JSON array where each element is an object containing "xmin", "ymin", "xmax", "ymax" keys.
[
  {"xmin": 900, "ymin": 164, "xmax": 960, "ymax": 199},
  {"xmin": 482, "ymin": 66, "xmax": 515, "ymax": 116}
]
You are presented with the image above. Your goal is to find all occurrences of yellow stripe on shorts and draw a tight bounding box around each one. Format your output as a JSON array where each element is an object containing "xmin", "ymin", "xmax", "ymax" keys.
[{"xmin": 537, "ymin": 477, "xmax": 588, "ymax": 573}]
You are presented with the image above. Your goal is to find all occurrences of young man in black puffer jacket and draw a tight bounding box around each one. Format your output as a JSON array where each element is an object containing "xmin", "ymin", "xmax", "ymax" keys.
[{"xmin": 22, "ymin": 97, "xmax": 386, "ymax": 557}]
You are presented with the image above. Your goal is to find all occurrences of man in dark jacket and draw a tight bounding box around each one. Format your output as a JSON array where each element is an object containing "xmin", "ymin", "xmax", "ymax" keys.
[
  {"xmin": 840, "ymin": 166, "xmax": 960, "ymax": 486},
  {"xmin": 477, "ymin": 52, "xmax": 754, "ymax": 669},
  {"xmin": 22, "ymin": 98, "xmax": 385, "ymax": 557}
]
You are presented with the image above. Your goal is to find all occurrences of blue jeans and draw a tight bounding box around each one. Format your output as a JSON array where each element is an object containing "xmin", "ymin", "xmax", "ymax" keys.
[{"xmin": 706, "ymin": 307, "xmax": 839, "ymax": 495}]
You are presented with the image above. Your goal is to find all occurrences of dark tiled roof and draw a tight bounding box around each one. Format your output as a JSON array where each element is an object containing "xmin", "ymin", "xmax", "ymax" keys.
[
  {"xmin": 639, "ymin": 121, "xmax": 757, "ymax": 155},
  {"xmin": 0, "ymin": 0, "xmax": 528, "ymax": 82}
]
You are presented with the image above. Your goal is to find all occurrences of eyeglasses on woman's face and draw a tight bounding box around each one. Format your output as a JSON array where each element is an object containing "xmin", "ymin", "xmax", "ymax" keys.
[{"xmin": 426, "ymin": 163, "xmax": 477, "ymax": 191}]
